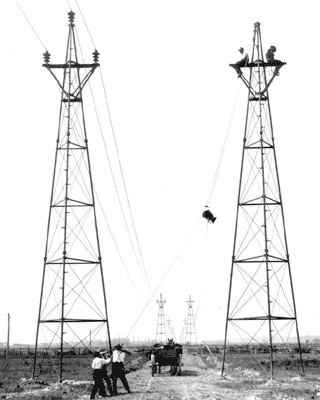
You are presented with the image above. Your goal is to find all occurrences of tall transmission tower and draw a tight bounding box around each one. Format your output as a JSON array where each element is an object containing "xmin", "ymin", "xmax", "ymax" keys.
[
  {"xmin": 185, "ymin": 295, "xmax": 197, "ymax": 344},
  {"xmin": 32, "ymin": 11, "xmax": 112, "ymax": 382},
  {"xmin": 155, "ymin": 293, "xmax": 166, "ymax": 343},
  {"xmin": 222, "ymin": 22, "xmax": 303, "ymax": 379}
]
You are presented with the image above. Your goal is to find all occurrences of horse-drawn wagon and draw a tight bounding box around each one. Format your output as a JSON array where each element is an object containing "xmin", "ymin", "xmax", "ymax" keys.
[{"xmin": 149, "ymin": 339, "xmax": 183, "ymax": 376}]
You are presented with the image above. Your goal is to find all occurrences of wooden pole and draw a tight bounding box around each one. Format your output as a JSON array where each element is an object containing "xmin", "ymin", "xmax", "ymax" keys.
[{"xmin": 6, "ymin": 313, "xmax": 10, "ymax": 359}]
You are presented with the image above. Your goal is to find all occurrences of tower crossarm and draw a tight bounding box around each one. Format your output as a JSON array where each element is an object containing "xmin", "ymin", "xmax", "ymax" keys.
[
  {"xmin": 43, "ymin": 62, "xmax": 99, "ymax": 100},
  {"xmin": 40, "ymin": 318, "xmax": 108, "ymax": 323},
  {"xmin": 229, "ymin": 61, "xmax": 286, "ymax": 95},
  {"xmin": 229, "ymin": 316, "xmax": 295, "ymax": 321}
]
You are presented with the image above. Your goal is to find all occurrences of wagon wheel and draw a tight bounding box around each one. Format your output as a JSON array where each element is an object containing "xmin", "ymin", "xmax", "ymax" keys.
[
  {"xmin": 151, "ymin": 354, "xmax": 156, "ymax": 377},
  {"xmin": 177, "ymin": 354, "xmax": 182, "ymax": 376}
]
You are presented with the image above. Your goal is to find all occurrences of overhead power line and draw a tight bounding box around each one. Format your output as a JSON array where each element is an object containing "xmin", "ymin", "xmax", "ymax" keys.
[{"xmin": 15, "ymin": 0, "xmax": 47, "ymax": 50}]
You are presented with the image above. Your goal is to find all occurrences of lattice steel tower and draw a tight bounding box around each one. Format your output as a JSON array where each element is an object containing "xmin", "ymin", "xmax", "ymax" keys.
[
  {"xmin": 185, "ymin": 295, "xmax": 197, "ymax": 344},
  {"xmin": 155, "ymin": 293, "xmax": 166, "ymax": 343},
  {"xmin": 222, "ymin": 22, "xmax": 303, "ymax": 378},
  {"xmin": 179, "ymin": 318, "xmax": 187, "ymax": 344},
  {"xmin": 166, "ymin": 317, "xmax": 176, "ymax": 341},
  {"xmin": 32, "ymin": 11, "xmax": 111, "ymax": 382}
]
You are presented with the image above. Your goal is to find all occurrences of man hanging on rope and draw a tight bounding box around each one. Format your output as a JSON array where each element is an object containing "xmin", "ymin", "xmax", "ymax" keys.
[{"xmin": 202, "ymin": 208, "xmax": 217, "ymax": 224}]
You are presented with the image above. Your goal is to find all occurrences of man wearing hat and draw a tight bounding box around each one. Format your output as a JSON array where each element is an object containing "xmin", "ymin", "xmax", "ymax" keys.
[
  {"xmin": 235, "ymin": 47, "xmax": 249, "ymax": 77},
  {"xmin": 266, "ymin": 45, "xmax": 282, "ymax": 75},
  {"xmin": 98, "ymin": 348, "xmax": 113, "ymax": 396},
  {"xmin": 90, "ymin": 350, "xmax": 111, "ymax": 399},
  {"xmin": 112, "ymin": 344, "xmax": 131, "ymax": 395}
]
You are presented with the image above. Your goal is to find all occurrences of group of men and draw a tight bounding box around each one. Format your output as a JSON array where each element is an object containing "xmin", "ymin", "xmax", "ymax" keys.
[
  {"xmin": 90, "ymin": 344, "xmax": 131, "ymax": 399},
  {"xmin": 235, "ymin": 45, "xmax": 282, "ymax": 76}
]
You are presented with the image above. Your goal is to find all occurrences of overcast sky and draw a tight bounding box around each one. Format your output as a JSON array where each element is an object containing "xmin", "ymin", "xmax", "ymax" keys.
[{"xmin": 0, "ymin": 0, "xmax": 319, "ymax": 345}]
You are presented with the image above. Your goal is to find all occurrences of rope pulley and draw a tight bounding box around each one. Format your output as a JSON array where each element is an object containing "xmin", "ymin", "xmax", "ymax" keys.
[{"xmin": 202, "ymin": 206, "xmax": 216, "ymax": 224}]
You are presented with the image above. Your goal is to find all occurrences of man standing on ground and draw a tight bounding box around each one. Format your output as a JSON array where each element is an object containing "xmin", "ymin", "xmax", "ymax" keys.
[
  {"xmin": 112, "ymin": 344, "xmax": 131, "ymax": 395},
  {"xmin": 99, "ymin": 348, "xmax": 113, "ymax": 396},
  {"xmin": 90, "ymin": 350, "xmax": 111, "ymax": 399}
]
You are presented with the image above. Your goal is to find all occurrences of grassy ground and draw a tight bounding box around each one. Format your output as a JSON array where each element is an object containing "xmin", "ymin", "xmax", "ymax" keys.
[
  {"xmin": 2, "ymin": 346, "xmax": 320, "ymax": 399},
  {"xmin": 0, "ymin": 347, "xmax": 149, "ymax": 399},
  {"xmin": 196, "ymin": 345, "xmax": 320, "ymax": 400}
]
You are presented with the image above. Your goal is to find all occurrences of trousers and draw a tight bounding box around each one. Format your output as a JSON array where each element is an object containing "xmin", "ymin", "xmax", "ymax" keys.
[
  {"xmin": 112, "ymin": 362, "xmax": 130, "ymax": 394},
  {"xmin": 90, "ymin": 369, "xmax": 107, "ymax": 399}
]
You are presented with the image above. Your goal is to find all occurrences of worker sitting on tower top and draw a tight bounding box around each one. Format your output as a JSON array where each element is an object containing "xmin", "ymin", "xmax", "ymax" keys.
[
  {"xmin": 266, "ymin": 45, "xmax": 282, "ymax": 75},
  {"xmin": 234, "ymin": 47, "xmax": 249, "ymax": 77}
]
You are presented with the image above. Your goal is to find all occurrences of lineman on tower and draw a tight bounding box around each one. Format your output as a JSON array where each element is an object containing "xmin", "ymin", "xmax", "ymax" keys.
[
  {"xmin": 266, "ymin": 45, "xmax": 282, "ymax": 75},
  {"xmin": 234, "ymin": 47, "xmax": 249, "ymax": 77}
]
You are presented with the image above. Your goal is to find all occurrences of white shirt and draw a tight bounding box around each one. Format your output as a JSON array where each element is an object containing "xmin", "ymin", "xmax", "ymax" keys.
[
  {"xmin": 92, "ymin": 356, "xmax": 111, "ymax": 369},
  {"xmin": 112, "ymin": 349, "xmax": 125, "ymax": 363}
]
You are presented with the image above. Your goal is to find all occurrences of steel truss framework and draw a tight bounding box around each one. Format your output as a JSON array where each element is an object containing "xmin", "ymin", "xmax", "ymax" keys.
[
  {"xmin": 166, "ymin": 317, "xmax": 177, "ymax": 342},
  {"xmin": 32, "ymin": 11, "xmax": 111, "ymax": 382},
  {"xmin": 155, "ymin": 293, "xmax": 167, "ymax": 343},
  {"xmin": 222, "ymin": 22, "xmax": 304, "ymax": 379},
  {"xmin": 185, "ymin": 295, "xmax": 197, "ymax": 344},
  {"xmin": 179, "ymin": 318, "xmax": 187, "ymax": 344}
]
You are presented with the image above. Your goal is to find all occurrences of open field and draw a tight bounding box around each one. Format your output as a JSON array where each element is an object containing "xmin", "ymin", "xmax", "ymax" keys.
[{"xmin": 1, "ymin": 345, "xmax": 320, "ymax": 399}]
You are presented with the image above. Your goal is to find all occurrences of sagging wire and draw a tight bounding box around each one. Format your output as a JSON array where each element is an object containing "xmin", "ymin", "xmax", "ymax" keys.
[
  {"xmin": 206, "ymin": 80, "xmax": 242, "ymax": 209},
  {"xmin": 71, "ymin": 27, "xmax": 149, "ymax": 300},
  {"xmin": 15, "ymin": 0, "xmax": 47, "ymax": 50},
  {"xmin": 73, "ymin": 4, "xmax": 153, "ymax": 296}
]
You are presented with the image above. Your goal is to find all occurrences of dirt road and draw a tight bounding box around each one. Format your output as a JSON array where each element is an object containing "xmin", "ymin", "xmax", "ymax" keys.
[
  {"xmin": 118, "ymin": 352, "xmax": 225, "ymax": 400},
  {"xmin": 110, "ymin": 352, "xmax": 320, "ymax": 400}
]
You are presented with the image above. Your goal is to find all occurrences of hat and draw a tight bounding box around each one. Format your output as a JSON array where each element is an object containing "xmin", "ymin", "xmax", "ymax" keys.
[
  {"xmin": 98, "ymin": 348, "xmax": 108, "ymax": 355},
  {"xmin": 239, "ymin": 47, "xmax": 244, "ymax": 51},
  {"xmin": 114, "ymin": 344, "xmax": 122, "ymax": 350}
]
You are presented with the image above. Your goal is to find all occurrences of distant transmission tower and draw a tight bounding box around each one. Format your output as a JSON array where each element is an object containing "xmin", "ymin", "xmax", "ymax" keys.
[
  {"xmin": 222, "ymin": 22, "xmax": 303, "ymax": 379},
  {"xmin": 185, "ymin": 295, "xmax": 197, "ymax": 344},
  {"xmin": 166, "ymin": 317, "xmax": 176, "ymax": 341},
  {"xmin": 179, "ymin": 318, "xmax": 187, "ymax": 344},
  {"xmin": 155, "ymin": 293, "xmax": 166, "ymax": 343},
  {"xmin": 32, "ymin": 11, "xmax": 111, "ymax": 382}
]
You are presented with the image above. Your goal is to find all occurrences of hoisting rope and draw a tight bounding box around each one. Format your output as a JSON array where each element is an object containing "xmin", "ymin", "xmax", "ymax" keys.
[
  {"xmin": 194, "ymin": 222, "xmax": 209, "ymax": 321},
  {"xmin": 206, "ymin": 80, "xmax": 242, "ymax": 208},
  {"xmin": 73, "ymin": 3, "xmax": 153, "ymax": 295},
  {"xmin": 125, "ymin": 217, "xmax": 202, "ymax": 339}
]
